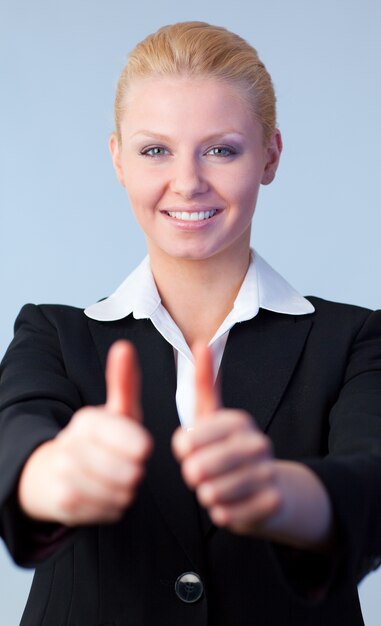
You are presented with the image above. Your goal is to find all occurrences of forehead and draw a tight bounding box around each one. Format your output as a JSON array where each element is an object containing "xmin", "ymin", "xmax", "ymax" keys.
[{"xmin": 121, "ymin": 76, "xmax": 260, "ymax": 138}]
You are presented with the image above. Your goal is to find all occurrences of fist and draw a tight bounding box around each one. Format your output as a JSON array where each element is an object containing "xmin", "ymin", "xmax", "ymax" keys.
[
  {"xmin": 18, "ymin": 341, "xmax": 153, "ymax": 525},
  {"xmin": 172, "ymin": 344, "xmax": 281, "ymax": 535}
]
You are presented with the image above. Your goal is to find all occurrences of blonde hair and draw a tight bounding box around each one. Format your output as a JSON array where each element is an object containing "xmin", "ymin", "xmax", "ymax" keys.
[{"xmin": 114, "ymin": 21, "xmax": 276, "ymax": 143}]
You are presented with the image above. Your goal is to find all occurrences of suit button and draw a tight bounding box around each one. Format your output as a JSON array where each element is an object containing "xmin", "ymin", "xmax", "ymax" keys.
[{"xmin": 175, "ymin": 572, "xmax": 204, "ymax": 603}]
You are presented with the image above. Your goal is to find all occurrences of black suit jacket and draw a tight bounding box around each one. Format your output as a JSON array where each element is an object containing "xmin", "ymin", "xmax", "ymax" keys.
[{"xmin": 1, "ymin": 298, "xmax": 381, "ymax": 625}]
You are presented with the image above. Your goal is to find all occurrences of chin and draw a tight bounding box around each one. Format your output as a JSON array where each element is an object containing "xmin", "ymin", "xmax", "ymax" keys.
[{"xmin": 165, "ymin": 244, "xmax": 220, "ymax": 262}]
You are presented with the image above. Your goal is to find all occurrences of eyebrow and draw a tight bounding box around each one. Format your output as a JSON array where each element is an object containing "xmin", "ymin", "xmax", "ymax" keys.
[{"xmin": 130, "ymin": 130, "xmax": 246, "ymax": 141}]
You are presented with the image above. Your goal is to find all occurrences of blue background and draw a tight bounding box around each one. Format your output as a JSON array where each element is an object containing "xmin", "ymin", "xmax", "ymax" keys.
[{"xmin": 1, "ymin": 0, "xmax": 380, "ymax": 623}]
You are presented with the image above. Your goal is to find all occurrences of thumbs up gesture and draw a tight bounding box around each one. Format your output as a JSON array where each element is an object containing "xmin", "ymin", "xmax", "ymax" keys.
[
  {"xmin": 18, "ymin": 340, "xmax": 153, "ymax": 525},
  {"xmin": 172, "ymin": 344, "xmax": 281, "ymax": 535}
]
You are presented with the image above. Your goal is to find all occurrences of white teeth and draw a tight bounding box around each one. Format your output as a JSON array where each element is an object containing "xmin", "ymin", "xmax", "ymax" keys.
[{"xmin": 166, "ymin": 210, "xmax": 217, "ymax": 221}]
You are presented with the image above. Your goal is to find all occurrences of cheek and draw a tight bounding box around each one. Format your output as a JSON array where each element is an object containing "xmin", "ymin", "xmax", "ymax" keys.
[
  {"xmin": 225, "ymin": 161, "xmax": 263, "ymax": 205},
  {"xmin": 243, "ymin": 182, "xmax": 261, "ymax": 206},
  {"xmin": 124, "ymin": 171, "xmax": 161, "ymax": 213},
  {"xmin": 232, "ymin": 176, "xmax": 261, "ymax": 212}
]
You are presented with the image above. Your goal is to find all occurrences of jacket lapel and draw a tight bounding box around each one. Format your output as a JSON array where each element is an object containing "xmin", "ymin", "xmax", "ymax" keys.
[
  {"xmin": 87, "ymin": 309, "xmax": 313, "ymax": 554},
  {"xmin": 87, "ymin": 315, "xmax": 206, "ymax": 570},
  {"xmin": 221, "ymin": 309, "xmax": 313, "ymax": 433},
  {"xmin": 195, "ymin": 310, "xmax": 313, "ymax": 537}
]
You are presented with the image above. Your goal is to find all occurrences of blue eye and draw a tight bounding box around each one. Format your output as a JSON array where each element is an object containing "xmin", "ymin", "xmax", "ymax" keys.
[
  {"xmin": 141, "ymin": 146, "xmax": 169, "ymax": 157},
  {"xmin": 207, "ymin": 145, "xmax": 236, "ymax": 157}
]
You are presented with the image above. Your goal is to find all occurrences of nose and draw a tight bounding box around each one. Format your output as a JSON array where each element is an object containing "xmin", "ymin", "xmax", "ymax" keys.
[{"xmin": 169, "ymin": 155, "xmax": 209, "ymax": 199}]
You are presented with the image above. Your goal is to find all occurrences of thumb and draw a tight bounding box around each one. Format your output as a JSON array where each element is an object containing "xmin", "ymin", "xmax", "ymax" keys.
[
  {"xmin": 105, "ymin": 340, "xmax": 142, "ymax": 421},
  {"xmin": 194, "ymin": 342, "xmax": 221, "ymax": 421}
]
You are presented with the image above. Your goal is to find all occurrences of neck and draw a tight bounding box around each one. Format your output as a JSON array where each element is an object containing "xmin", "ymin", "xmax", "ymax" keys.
[{"xmin": 148, "ymin": 242, "xmax": 251, "ymax": 348}]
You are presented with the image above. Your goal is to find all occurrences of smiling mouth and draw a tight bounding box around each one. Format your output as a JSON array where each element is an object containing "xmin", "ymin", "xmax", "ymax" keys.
[{"xmin": 164, "ymin": 210, "xmax": 218, "ymax": 221}]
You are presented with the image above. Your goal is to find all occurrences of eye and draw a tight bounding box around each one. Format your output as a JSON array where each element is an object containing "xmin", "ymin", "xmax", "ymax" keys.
[
  {"xmin": 206, "ymin": 145, "xmax": 237, "ymax": 157},
  {"xmin": 140, "ymin": 146, "xmax": 169, "ymax": 157}
]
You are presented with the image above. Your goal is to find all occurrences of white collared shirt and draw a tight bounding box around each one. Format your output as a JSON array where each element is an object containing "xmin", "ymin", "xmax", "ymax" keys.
[{"xmin": 85, "ymin": 250, "xmax": 314, "ymax": 428}]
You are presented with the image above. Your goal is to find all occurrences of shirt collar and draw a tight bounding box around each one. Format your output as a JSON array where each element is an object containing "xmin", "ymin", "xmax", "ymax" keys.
[
  {"xmin": 85, "ymin": 256, "xmax": 160, "ymax": 322},
  {"xmin": 255, "ymin": 252, "xmax": 315, "ymax": 315},
  {"xmin": 84, "ymin": 249, "xmax": 314, "ymax": 322}
]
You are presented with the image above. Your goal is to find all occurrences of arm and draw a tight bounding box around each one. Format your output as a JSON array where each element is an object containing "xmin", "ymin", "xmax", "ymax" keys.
[
  {"xmin": 0, "ymin": 305, "xmax": 152, "ymax": 564},
  {"xmin": 173, "ymin": 311, "xmax": 381, "ymax": 590}
]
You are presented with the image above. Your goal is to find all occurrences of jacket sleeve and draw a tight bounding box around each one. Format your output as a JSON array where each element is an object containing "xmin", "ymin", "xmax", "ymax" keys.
[
  {"xmin": 312, "ymin": 308, "xmax": 381, "ymax": 576},
  {"xmin": 0, "ymin": 304, "xmax": 83, "ymax": 565},
  {"xmin": 273, "ymin": 308, "xmax": 381, "ymax": 599}
]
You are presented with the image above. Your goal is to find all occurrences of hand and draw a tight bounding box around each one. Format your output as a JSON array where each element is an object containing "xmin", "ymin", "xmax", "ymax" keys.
[
  {"xmin": 172, "ymin": 344, "xmax": 334, "ymax": 549},
  {"xmin": 172, "ymin": 343, "xmax": 280, "ymax": 535},
  {"xmin": 18, "ymin": 340, "xmax": 153, "ymax": 526}
]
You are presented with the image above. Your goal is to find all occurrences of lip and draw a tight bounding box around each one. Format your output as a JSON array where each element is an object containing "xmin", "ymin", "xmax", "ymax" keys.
[
  {"xmin": 159, "ymin": 207, "xmax": 223, "ymax": 230},
  {"xmin": 161, "ymin": 205, "xmax": 224, "ymax": 212}
]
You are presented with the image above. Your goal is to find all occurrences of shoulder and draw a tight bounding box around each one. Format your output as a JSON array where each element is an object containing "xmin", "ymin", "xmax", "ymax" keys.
[
  {"xmin": 14, "ymin": 303, "xmax": 88, "ymax": 334},
  {"xmin": 304, "ymin": 296, "xmax": 381, "ymax": 349},
  {"xmin": 8, "ymin": 304, "xmax": 96, "ymax": 361},
  {"xmin": 306, "ymin": 295, "xmax": 373, "ymax": 316},
  {"xmin": 306, "ymin": 295, "xmax": 377, "ymax": 326},
  {"xmin": 17, "ymin": 302, "xmax": 86, "ymax": 319}
]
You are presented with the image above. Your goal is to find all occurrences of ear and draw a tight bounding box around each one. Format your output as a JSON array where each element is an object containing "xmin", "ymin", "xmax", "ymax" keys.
[
  {"xmin": 109, "ymin": 132, "xmax": 126, "ymax": 187},
  {"xmin": 261, "ymin": 129, "xmax": 282, "ymax": 186}
]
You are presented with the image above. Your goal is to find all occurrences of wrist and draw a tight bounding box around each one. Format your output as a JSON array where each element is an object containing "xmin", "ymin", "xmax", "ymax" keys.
[{"xmin": 252, "ymin": 461, "xmax": 334, "ymax": 552}]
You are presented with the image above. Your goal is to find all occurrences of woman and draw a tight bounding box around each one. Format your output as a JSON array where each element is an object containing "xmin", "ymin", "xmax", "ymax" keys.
[{"xmin": 1, "ymin": 21, "xmax": 381, "ymax": 626}]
